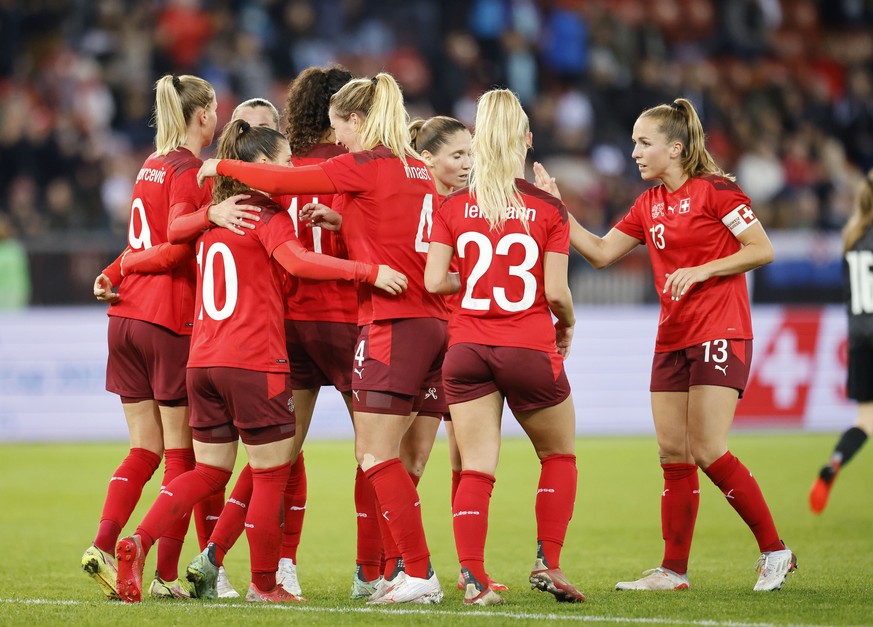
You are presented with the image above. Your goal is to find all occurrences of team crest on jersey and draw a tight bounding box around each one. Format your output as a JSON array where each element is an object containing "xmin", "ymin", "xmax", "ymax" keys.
[
  {"xmin": 651, "ymin": 202, "xmax": 665, "ymax": 219},
  {"xmin": 287, "ymin": 397, "xmax": 295, "ymax": 413},
  {"xmin": 679, "ymin": 198, "xmax": 691, "ymax": 213}
]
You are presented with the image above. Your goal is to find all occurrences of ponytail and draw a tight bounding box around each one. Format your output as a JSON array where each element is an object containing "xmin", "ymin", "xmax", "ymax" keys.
[
  {"xmin": 153, "ymin": 74, "xmax": 214, "ymax": 155},
  {"xmin": 468, "ymin": 89, "xmax": 530, "ymax": 232},
  {"xmin": 330, "ymin": 72, "xmax": 414, "ymax": 164},
  {"xmin": 639, "ymin": 97, "xmax": 733, "ymax": 181},
  {"xmin": 844, "ymin": 171, "xmax": 873, "ymax": 252},
  {"xmin": 213, "ymin": 119, "xmax": 288, "ymax": 203}
]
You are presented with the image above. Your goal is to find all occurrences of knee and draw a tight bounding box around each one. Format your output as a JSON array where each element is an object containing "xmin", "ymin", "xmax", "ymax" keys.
[{"xmin": 688, "ymin": 440, "xmax": 725, "ymax": 469}]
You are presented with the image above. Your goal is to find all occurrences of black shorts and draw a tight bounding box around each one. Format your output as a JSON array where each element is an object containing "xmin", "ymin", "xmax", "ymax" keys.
[{"xmin": 847, "ymin": 344, "xmax": 873, "ymax": 402}]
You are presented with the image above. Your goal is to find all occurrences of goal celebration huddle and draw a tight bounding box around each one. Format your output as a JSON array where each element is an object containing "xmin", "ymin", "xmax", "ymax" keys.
[{"xmin": 81, "ymin": 64, "xmax": 795, "ymax": 607}]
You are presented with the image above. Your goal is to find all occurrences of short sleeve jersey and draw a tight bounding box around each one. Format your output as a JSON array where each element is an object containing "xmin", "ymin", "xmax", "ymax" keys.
[
  {"xmin": 614, "ymin": 175, "xmax": 756, "ymax": 352},
  {"xmin": 109, "ymin": 148, "xmax": 210, "ymax": 335},
  {"xmin": 319, "ymin": 145, "xmax": 449, "ymax": 324},
  {"xmin": 274, "ymin": 143, "xmax": 357, "ymax": 324},
  {"xmin": 430, "ymin": 179, "xmax": 569, "ymax": 352},
  {"xmin": 845, "ymin": 224, "xmax": 873, "ymax": 347},
  {"xmin": 187, "ymin": 194, "xmax": 298, "ymax": 372}
]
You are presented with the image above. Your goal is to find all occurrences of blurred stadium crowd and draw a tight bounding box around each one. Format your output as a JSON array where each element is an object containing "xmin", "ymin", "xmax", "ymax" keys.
[{"xmin": 0, "ymin": 0, "xmax": 872, "ymax": 302}]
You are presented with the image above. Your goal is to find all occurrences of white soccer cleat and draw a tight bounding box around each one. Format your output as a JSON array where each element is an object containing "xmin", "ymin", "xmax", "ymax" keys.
[
  {"xmin": 148, "ymin": 573, "xmax": 193, "ymax": 599},
  {"xmin": 81, "ymin": 544, "xmax": 119, "ymax": 600},
  {"xmin": 217, "ymin": 566, "xmax": 239, "ymax": 599},
  {"xmin": 753, "ymin": 548, "xmax": 797, "ymax": 591},
  {"xmin": 276, "ymin": 557, "xmax": 302, "ymax": 596},
  {"xmin": 615, "ymin": 567, "xmax": 690, "ymax": 591},
  {"xmin": 350, "ymin": 565, "xmax": 381, "ymax": 600},
  {"xmin": 367, "ymin": 571, "xmax": 443, "ymax": 604}
]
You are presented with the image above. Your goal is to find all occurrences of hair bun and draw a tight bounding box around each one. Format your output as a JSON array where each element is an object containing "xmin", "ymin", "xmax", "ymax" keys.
[
  {"xmin": 238, "ymin": 120, "xmax": 251, "ymax": 132},
  {"xmin": 172, "ymin": 75, "xmax": 181, "ymax": 90}
]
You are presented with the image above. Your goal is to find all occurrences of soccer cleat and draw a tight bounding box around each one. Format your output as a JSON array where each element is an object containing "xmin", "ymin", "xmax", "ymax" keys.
[
  {"xmin": 186, "ymin": 544, "xmax": 219, "ymax": 600},
  {"xmin": 115, "ymin": 535, "xmax": 145, "ymax": 603},
  {"xmin": 615, "ymin": 567, "xmax": 690, "ymax": 591},
  {"xmin": 217, "ymin": 566, "xmax": 239, "ymax": 599},
  {"xmin": 350, "ymin": 565, "xmax": 381, "ymax": 600},
  {"xmin": 277, "ymin": 557, "xmax": 302, "ymax": 596},
  {"xmin": 754, "ymin": 547, "xmax": 797, "ymax": 591},
  {"xmin": 456, "ymin": 570, "xmax": 508, "ymax": 592},
  {"xmin": 367, "ymin": 570, "xmax": 444, "ymax": 604},
  {"xmin": 809, "ymin": 463, "xmax": 839, "ymax": 514},
  {"xmin": 529, "ymin": 557, "xmax": 585, "ymax": 603},
  {"xmin": 367, "ymin": 558, "xmax": 405, "ymax": 602},
  {"xmin": 81, "ymin": 544, "xmax": 119, "ymax": 600},
  {"xmin": 245, "ymin": 582, "xmax": 306, "ymax": 603},
  {"xmin": 148, "ymin": 572, "xmax": 193, "ymax": 599},
  {"xmin": 461, "ymin": 567, "xmax": 505, "ymax": 606}
]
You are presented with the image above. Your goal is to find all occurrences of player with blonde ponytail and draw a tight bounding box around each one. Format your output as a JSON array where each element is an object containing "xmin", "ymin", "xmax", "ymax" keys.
[
  {"xmin": 197, "ymin": 71, "xmax": 449, "ymax": 605},
  {"xmin": 425, "ymin": 89, "xmax": 584, "ymax": 605},
  {"xmin": 561, "ymin": 96, "xmax": 794, "ymax": 592}
]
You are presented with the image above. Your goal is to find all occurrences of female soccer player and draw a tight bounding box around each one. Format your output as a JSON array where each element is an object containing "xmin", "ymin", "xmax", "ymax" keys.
[
  {"xmin": 809, "ymin": 169, "xmax": 873, "ymax": 513},
  {"xmin": 83, "ymin": 74, "xmax": 220, "ymax": 601},
  {"xmin": 424, "ymin": 89, "xmax": 584, "ymax": 606},
  {"xmin": 197, "ymin": 72, "xmax": 448, "ymax": 605},
  {"xmin": 193, "ymin": 67, "xmax": 361, "ymax": 600},
  {"xmin": 564, "ymin": 97, "xmax": 794, "ymax": 592},
  {"xmin": 113, "ymin": 119, "xmax": 406, "ymax": 604}
]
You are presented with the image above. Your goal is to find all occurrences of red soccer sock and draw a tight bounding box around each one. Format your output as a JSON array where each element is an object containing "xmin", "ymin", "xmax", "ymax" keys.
[
  {"xmin": 247, "ymin": 462, "xmax": 292, "ymax": 593},
  {"xmin": 535, "ymin": 454, "xmax": 577, "ymax": 569},
  {"xmin": 209, "ymin": 464, "xmax": 253, "ymax": 566},
  {"xmin": 366, "ymin": 458, "xmax": 431, "ymax": 579},
  {"xmin": 194, "ymin": 490, "xmax": 226, "ymax": 551},
  {"xmin": 703, "ymin": 451, "xmax": 784, "ymax": 553},
  {"xmin": 354, "ymin": 465, "xmax": 383, "ymax": 581},
  {"xmin": 94, "ymin": 448, "xmax": 161, "ymax": 554},
  {"xmin": 451, "ymin": 469, "xmax": 461, "ymax": 506},
  {"xmin": 136, "ymin": 462, "xmax": 232, "ymax": 561},
  {"xmin": 660, "ymin": 463, "xmax": 699, "ymax": 575},
  {"xmin": 280, "ymin": 453, "xmax": 307, "ymax": 562},
  {"xmin": 453, "ymin": 470, "xmax": 495, "ymax": 585},
  {"xmin": 375, "ymin": 493, "xmax": 402, "ymax": 579},
  {"xmin": 154, "ymin": 448, "xmax": 196, "ymax": 580}
]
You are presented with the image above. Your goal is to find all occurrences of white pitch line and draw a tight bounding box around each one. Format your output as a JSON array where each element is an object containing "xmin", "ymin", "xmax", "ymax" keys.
[{"xmin": 0, "ymin": 598, "xmax": 837, "ymax": 627}]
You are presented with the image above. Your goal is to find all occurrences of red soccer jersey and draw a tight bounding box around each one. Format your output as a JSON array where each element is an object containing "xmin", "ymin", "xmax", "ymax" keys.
[
  {"xmin": 430, "ymin": 179, "xmax": 570, "ymax": 352},
  {"xmin": 188, "ymin": 194, "xmax": 298, "ymax": 372},
  {"xmin": 108, "ymin": 148, "xmax": 210, "ymax": 335},
  {"xmin": 274, "ymin": 143, "xmax": 357, "ymax": 324},
  {"xmin": 614, "ymin": 175, "xmax": 757, "ymax": 352},
  {"xmin": 319, "ymin": 145, "xmax": 449, "ymax": 324}
]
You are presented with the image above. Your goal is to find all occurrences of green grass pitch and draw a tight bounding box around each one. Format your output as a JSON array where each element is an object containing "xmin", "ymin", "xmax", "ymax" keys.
[{"xmin": 0, "ymin": 432, "xmax": 871, "ymax": 625}]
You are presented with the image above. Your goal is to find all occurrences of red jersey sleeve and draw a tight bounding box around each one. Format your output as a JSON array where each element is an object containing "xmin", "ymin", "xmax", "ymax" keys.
[
  {"xmin": 122, "ymin": 242, "xmax": 195, "ymax": 275},
  {"xmin": 216, "ymin": 161, "xmax": 335, "ymax": 196},
  {"xmin": 614, "ymin": 199, "xmax": 647, "ymax": 241},
  {"xmin": 319, "ymin": 152, "xmax": 377, "ymax": 194},
  {"xmin": 429, "ymin": 202, "xmax": 454, "ymax": 248},
  {"xmin": 544, "ymin": 204, "xmax": 570, "ymax": 254}
]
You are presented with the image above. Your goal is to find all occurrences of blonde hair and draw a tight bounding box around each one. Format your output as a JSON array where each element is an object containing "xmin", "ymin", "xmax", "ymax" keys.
[
  {"xmin": 232, "ymin": 98, "xmax": 280, "ymax": 130},
  {"xmin": 329, "ymin": 73, "xmax": 414, "ymax": 164},
  {"xmin": 468, "ymin": 89, "xmax": 530, "ymax": 231},
  {"xmin": 639, "ymin": 97, "xmax": 733, "ymax": 181},
  {"xmin": 153, "ymin": 74, "xmax": 214, "ymax": 156},
  {"xmin": 844, "ymin": 171, "xmax": 873, "ymax": 252}
]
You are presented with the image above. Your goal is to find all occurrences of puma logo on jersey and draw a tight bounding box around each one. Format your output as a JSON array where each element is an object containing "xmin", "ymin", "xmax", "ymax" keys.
[
  {"xmin": 352, "ymin": 390, "xmax": 360, "ymax": 401},
  {"xmin": 714, "ymin": 364, "xmax": 728, "ymax": 376},
  {"xmin": 354, "ymin": 367, "xmax": 364, "ymax": 379}
]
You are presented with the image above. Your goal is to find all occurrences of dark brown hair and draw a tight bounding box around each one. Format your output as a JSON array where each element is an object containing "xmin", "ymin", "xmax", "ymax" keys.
[
  {"xmin": 282, "ymin": 66, "xmax": 353, "ymax": 156},
  {"xmin": 213, "ymin": 119, "xmax": 288, "ymax": 203}
]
